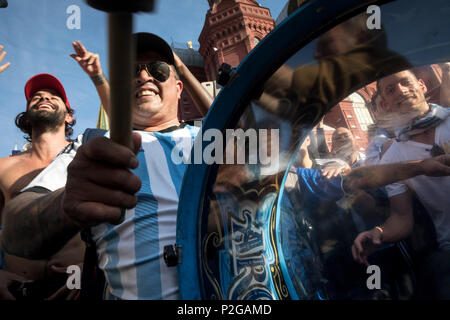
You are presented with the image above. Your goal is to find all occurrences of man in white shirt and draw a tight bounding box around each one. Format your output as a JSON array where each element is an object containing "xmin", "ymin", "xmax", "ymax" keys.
[{"xmin": 352, "ymin": 69, "xmax": 450, "ymax": 299}]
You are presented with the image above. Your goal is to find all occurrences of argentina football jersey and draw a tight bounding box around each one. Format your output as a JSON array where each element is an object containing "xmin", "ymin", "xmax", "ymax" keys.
[{"xmin": 90, "ymin": 124, "xmax": 200, "ymax": 300}]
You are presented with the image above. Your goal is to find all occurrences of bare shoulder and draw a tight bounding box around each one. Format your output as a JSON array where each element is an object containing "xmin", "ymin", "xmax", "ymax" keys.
[
  {"xmin": 0, "ymin": 152, "xmax": 30, "ymax": 177},
  {"xmin": 0, "ymin": 154, "xmax": 27, "ymax": 214},
  {"xmin": 0, "ymin": 151, "xmax": 42, "ymax": 203},
  {"xmin": 0, "ymin": 155, "xmax": 20, "ymax": 183}
]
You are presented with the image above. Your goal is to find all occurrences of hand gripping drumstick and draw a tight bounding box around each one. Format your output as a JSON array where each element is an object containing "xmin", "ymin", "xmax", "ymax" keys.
[
  {"xmin": 86, "ymin": 0, "xmax": 155, "ymax": 149},
  {"xmin": 85, "ymin": 0, "xmax": 155, "ymax": 223}
]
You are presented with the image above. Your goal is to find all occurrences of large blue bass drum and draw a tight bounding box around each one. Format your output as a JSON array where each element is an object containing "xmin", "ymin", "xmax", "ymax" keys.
[{"xmin": 175, "ymin": 0, "xmax": 450, "ymax": 300}]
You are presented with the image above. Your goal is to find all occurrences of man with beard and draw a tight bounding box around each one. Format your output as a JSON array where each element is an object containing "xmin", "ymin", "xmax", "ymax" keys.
[
  {"xmin": 0, "ymin": 74, "xmax": 85, "ymax": 300},
  {"xmin": 69, "ymin": 40, "xmax": 213, "ymax": 120},
  {"xmin": 1, "ymin": 33, "xmax": 204, "ymax": 300},
  {"xmin": 352, "ymin": 69, "xmax": 450, "ymax": 299}
]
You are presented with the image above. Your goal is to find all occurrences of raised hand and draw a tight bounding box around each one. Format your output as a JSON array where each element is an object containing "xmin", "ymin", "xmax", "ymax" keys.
[
  {"xmin": 70, "ymin": 40, "xmax": 102, "ymax": 77},
  {"xmin": 0, "ymin": 44, "xmax": 11, "ymax": 73}
]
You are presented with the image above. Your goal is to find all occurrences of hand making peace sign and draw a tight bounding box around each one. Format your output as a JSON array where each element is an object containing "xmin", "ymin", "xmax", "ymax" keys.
[
  {"xmin": 70, "ymin": 40, "xmax": 103, "ymax": 77},
  {"xmin": 0, "ymin": 44, "xmax": 11, "ymax": 73}
]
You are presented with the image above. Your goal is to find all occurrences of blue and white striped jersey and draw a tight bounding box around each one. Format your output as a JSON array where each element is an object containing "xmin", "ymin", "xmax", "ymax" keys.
[
  {"xmin": 23, "ymin": 124, "xmax": 200, "ymax": 300},
  {"xmin": 92, "ymin": 125, "xmax": 199, "ymax": 300}
]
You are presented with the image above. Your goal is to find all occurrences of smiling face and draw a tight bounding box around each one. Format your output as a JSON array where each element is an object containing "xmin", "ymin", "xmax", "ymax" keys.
[
  {"xmin": 27, "ymin": 88, "xmax": 66, "ymax": 112},
  {"xmin": 378, "ymin": 70, "xmax": 428, "ymax": 114},
  {"xmin": 27, "ymin": 89, "xmax": 73, "ymax": 123},
  {"xmin": 27, "ymin": 88, "xmax": 72, "ymax": 125},
  {"xmin": 132, "ymin": 51, "xmax": 183, "ymax": 130}
]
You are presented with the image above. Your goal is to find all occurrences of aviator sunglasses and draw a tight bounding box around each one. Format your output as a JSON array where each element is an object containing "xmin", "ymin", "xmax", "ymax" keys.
[{"xmin": 135, "ymin": 61, "xmax": 171, "ymax": 82}]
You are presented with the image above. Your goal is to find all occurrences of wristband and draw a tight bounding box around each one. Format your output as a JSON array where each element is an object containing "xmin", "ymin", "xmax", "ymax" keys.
[{"xmin": 375, "ymin": 226, "xmax": 384, "ymax": 240}]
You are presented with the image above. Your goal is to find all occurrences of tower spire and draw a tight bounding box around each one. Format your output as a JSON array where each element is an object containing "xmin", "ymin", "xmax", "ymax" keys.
[{"xmin": 199, "ymin": 0, "xmax": 275, "ymax": 80}]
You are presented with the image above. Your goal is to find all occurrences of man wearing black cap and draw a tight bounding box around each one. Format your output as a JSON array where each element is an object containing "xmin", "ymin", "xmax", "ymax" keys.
[
  {"xmin": 2, "ymin": 33, "xmax": 207, "ymax": 300},
  {"xmin": 70, "ymin": 36, "xmax": 212, "ymax": 120},
  {"xmin": 0, "ymin": 74, "xmax": 85, "ymax": 300}
]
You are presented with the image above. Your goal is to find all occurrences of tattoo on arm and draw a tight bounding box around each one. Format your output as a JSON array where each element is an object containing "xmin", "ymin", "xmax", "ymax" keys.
[
  {"xmin": 1, "ymin": 188, "xmax": 81, "ymax": 259},
  {"xmin": 90, "ymin": 73, "xmax": 107, "ymax": 86}
]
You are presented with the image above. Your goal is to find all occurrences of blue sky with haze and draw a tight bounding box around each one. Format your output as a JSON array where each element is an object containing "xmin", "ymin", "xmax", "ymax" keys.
[{"xmin": 0, "ymin": 0, "xmax": 285, "ymax": 158}]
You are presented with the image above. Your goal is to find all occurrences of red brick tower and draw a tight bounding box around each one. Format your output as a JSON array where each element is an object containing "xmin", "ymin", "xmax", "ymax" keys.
[{"xmin": 198, "ymin": 0, "xmax": 276, "ymax": 81}]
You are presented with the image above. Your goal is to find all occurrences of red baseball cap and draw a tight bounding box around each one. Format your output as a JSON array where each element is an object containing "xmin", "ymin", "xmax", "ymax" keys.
[{"xmin": 24, "ymin": 73, "xmax": 71, "ymax": 109}]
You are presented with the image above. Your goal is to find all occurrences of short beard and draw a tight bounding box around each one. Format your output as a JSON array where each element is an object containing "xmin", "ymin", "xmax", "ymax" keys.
[{"xmin": 26, "ymin": 108, "xmax": 67, "ymax": 134}]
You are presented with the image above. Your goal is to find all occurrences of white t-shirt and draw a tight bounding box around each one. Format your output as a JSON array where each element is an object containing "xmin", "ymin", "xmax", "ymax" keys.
[{"xmin": 380, "ymin": 117, "xmax": 450, "ymax": 250}]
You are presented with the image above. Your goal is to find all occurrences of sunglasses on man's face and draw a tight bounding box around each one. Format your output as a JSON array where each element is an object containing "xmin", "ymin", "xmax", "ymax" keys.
[{"xmin": 135, "ymin": 61, "xmax": 171, "ymax": 82}]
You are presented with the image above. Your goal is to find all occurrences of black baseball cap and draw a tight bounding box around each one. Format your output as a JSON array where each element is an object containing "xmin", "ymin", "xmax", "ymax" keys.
[{"xmin": 133, "ymin": 32, "xmax": 175, "ymax": 65}]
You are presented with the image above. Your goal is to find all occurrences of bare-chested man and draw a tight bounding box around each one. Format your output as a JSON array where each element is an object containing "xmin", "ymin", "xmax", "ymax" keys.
[{"xmin": 0, "ymin": 73, "xmax": 84, "ymax": 300}]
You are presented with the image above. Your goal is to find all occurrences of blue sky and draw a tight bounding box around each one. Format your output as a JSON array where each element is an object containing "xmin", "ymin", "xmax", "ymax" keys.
[{"xmin": 0, "ymin": 0, "xmax": 285, "ymax": 158}]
